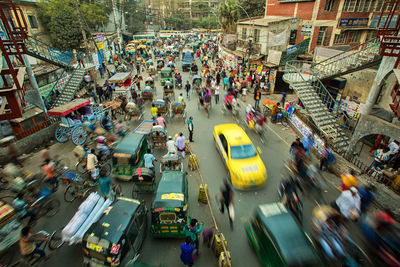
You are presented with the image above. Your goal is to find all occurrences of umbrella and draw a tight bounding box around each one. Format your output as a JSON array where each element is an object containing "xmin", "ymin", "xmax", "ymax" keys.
[
  {"xmin": 192, "ymin": 75, "xmax": 201, "ymax": 80},
  {"xmin": 146, "ymin": 76, "xmax": 153, "ymax": 81},
  {"xmin": 146, "ymin": 59, "xmax": 153, "ymax": 63}
]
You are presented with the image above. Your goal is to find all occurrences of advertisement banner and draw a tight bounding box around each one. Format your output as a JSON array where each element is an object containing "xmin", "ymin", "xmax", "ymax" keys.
[
  {"xmin": 338, "ymin": 18, "xmax": 369, "ymax": 28},
  {"xmin": 267, "ymin": 50, "xmax": 282, "ymax": 66},
  {"xmin": 268, "ymin": 30, "xmax": 287, "ymax": 47}
]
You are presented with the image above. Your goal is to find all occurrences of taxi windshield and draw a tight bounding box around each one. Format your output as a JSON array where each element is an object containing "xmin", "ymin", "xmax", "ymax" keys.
[{"xmin": 230, "ymin": 144, "xmax": 257, "ymax": 159}]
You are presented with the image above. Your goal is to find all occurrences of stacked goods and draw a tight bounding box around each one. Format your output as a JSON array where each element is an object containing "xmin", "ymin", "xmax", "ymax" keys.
[
  {"xmin": 0, "ymin": 202, "xmax": 21, "ymax": 252},
  {"xmin": 172, "ymin": 102, "xmax": 185, "ymax": 113},
  {"xmin": 188, "ymin": 154, "xmax": 198, "ymax": 171},
  {"xmin": 212, "ymin": 233, "xmax": 227, "ymax": 257},
  {"xmin": 218, "ymin": 251, "xmax": 231, "ymax": 267},
  {"xmin": 198, "ymin": 184, "xmax": 208, "ymax": 204},
  {"xmin": 62, "ymin": 192, "xmax": 112, "ymax": 245}
]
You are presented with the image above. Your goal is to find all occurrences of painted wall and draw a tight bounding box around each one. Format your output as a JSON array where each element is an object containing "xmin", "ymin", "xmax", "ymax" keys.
[{"xmin": 341, "ymin": 68, "xmax": 377, "ymax": 103}]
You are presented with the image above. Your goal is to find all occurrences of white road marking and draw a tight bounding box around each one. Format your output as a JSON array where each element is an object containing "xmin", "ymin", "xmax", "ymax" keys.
[{"xmin": 265, "ymin": 123, "xmax": 291, "ymax": 147}]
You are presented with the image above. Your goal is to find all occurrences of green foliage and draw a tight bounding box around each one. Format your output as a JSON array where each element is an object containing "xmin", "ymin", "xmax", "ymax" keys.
[
  {"xmin": 124, "ymin": 0, "xmax": 146, "ymax": 34},
  {"xmin": 238, "ymin": 0, "xmax": 265, "ymax": 18},
  {"xmin": 37, "ymin": 0, "xmax": 109, "ymax": 50},
  {"xmin": 165, "ymin": 12, "xmax": 192, "ymax": 30},
  {"xmin": 218, "ymin": 0, "xmax": 241, "ymax": 33},
  {"xmin": 195, "ymin": 16, "xmax": 219, "ymax": 29}
]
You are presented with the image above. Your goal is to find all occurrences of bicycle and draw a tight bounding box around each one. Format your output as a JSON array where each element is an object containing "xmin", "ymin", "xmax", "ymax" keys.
[
  {"xmin": 29, "ymin": 187, "xmax": 61, "ymax": 218},
  {"xmin": 63, "ymin": 172, "xmax": 121, "ymax": 202}
]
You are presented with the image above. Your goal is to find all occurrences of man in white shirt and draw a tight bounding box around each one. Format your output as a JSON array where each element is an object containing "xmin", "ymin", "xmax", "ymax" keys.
[
  {"xmin": 86, "ymin": 149, "xmax": 99, "ymax": 180},
  {"xmin": 166, "ymin": 136, "xmax": 177, "ymax": 155},
  {"xmin": 175, "ymin": 132, "xmax": 186, "ymax": 158},
  {"xmin": 335, "ymin": 187, "xmax": 361, "ymax": 220}
]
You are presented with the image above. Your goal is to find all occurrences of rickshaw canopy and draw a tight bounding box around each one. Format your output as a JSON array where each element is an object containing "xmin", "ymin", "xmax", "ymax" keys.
[
  {"xmin": 153, "ymin": 171, "xmax": 186, "ymax": 209},
  {"xmin": 47, "ymin": 99, "xmax": 90, "ymax": 116},
  {"xmin": 161, "ymin": 67, "xmax": 172, "ymax": 74},
  {"xmin": 108, "ymin": 72, "xmax": 131, "ymax": 83},
  {"xmin": 114, "ymin": 133, "xmax": 145, "ymax": 157},
  {"xmin": 192, "ymin": 75, "xmax": 201, "ymax": 81},
  {"xmin": 146, "ymin": 59, "xmax": 153, "ymax": 64},
  {"xmin": 137, "ymin": 45, "xmax": 147, "ymax": 49}
]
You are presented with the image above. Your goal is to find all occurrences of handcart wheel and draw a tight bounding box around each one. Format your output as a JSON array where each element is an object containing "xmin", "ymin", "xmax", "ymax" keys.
[
  {"xmin": 71, "ymin": 126, "xmax": 88, "ymax": 145},
  {"xmin": 113, "ymin": 184, "xmax": 122, "ymax": 197},
  {"xmin": 100, "ymin": 114, "xmax": 112, "ymax": 129},
  {"xmin": 132, "ymin": 184, "xmax": 139, "ymax": 198},
  {"xmin": 48, "ymin": 228, "xmax": 64, "ymax": 250},
  {"xmin": 55, "ymin": 126, "xmax": 70, "ymax": 143},
  {"xmin": 64, "ymin": 184, "xmax": 78, "ymax": 202},
  {"xmin": 45, "ymin": 199, "xmax": 61, "ymax": 217}
]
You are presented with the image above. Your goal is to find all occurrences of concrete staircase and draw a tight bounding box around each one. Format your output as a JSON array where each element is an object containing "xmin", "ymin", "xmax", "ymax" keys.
[
  {"xmin": 52, "ymin": 68, "xmax": 86, "ymax": 108},
  {"xmin": 25, "ymin": 36, "xmax": 74, "ymax": 69},
  {"xmin": 313, "ymin": 38, "xmax": 381, "ymax": 80}
]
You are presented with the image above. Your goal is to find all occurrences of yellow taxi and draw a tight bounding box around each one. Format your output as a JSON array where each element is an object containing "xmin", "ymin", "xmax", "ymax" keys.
[{"xmin": 213, "ymin": 123, "xmax": 267, "ymax": 189}]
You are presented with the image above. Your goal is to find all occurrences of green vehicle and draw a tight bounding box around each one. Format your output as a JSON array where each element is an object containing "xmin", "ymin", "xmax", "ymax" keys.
[
  {"xmin": 245, "ymin": 202, "xmax": 322, "ymax": 267},
  {"xmin": 160, "ymin": 67, "xmax": 173, "ymax": 86},
  {"xmin": 82, "ymin": 197, "xmax": 148, "ymax": 267},
  {"xmin": 112, "ymin": 133, "xmax": 148, "ymax": 181},
  {"xmin": 151, "ymin": 170, "xmax": 188, "ymax": 238}
]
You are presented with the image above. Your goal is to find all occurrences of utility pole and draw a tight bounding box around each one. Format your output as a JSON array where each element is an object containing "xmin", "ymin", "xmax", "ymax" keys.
[
  {"xmin": 112, "ymin": 0, "xmax": 123, "ymax": 53},
  {"xmin": 75, "ymin": 0, "xmax": 97, "ymax": 88}
]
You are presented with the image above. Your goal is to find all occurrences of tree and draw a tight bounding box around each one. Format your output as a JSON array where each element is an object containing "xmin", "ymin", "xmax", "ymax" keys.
[
  {"xmin": 124, "ymin": 0, "xmax": 146, "ymax": 34},
  {"xmin": 37, "ymin": 0, "xmax": 109, "ymax": 50},
  {"xmin": 218, "ymin": 0, "xmax": 241, "ymax": 33},
  {"xmin": 165, "ymin": 12, "xmax": 191, "ymax": 30},
  {"xmin": 238, "ymin": 0, "xmax": 265, "ymax": 18},
  {"xmin": 195, "ymin": 17, "xmax": 219, "ymax": 29}
]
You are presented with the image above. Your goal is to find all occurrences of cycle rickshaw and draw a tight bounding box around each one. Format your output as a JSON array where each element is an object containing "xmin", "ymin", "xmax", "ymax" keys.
[
  {"xmin": 192, "ymin": 75, "xmax": 202, "ymax": 92},
  {"xmin": 48, "ymin": 99, "xmax": 98, "ymax": 145},
  {"xmin": 157, "ymin": 59, "xmax": 165, "ymax": 73},
  {"xmin": 154, "ymin": 99, "xmax": 169, "ymax": 118},
  {"xmin": 170, "ymin": 102, "xmax": 186, "ymax": 122},
  {"xmin": 131, "ymin": 167, "xmax": 156, "ymax": 198}
]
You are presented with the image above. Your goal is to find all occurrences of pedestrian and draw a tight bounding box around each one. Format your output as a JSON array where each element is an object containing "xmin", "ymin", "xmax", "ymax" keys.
[
  {"xmin": 144, "ymin": 149, "xmax": 157, "ymax": 172},
  {"xmin": 77, "ymin": 51, "xmax": 85, "ymax": 68},
  {"xmin": 218, "ymin": 180, "xmax": 234, "ymax": 229},
  {"xmin": 281, "ymin": 93, "xmax": 287, "ymax": 108},
  {"xmin": 13, "ymin": 193, "xmax": 36, "ymax": 224},
  {"xmin": 180, "ymin": 236, "xmax": 195, "ymax": 267},
  {"xmin": 86, "ymin": 149, "xmax": 99, "ymax": 181},
  {"xmin": 358, "ymin": 184, "xmax": 376, "ymax": 213},
  {"xmin": 366, "ymin": 147, "xmax": 390, "ymax": 174},
  {"xmin": 216, "ymin": 72, "xmax": 221, "ymax": 85},
  {"xmin": 175, "ymin": 132, "xmax": 186, "ymax": 158},
  {"xmin": 202, "ymin": 228, "xmax": 213, "ymax": 248},
  {"xmin": 214, "ymin": 85, "xmax": 220, "ymax": 104},
  {"xmin": 41, "ymin": 159, "xmax": 57, "ymax": 192},
  {"xmin": 19, "ymin": 225, "xmax": 49, "ymax": 260},
  {"xmin": 242, "ymin": 86, "xmax": 247, "ymax": 102},
  {"xmin": 185, "ymin": 81, "xmax": 191, "ymax": 100},
  {"xmin": 223, "ymin": 76, "xmax": 229, "ymax": 91},
  {"xmin": 98, "ymin": 169, "xmax": 114, "ymax": 201},
  {"xmin": 334, "ymin": 187, "xmax": 361, "ymax": 221},
  {"xmin": 151, "ymin": 104, "xmax": 158, "ymax": 120},
  {"xmin": 39, "ymin": 145, "xmax": 52, "ymax": 166},
  {"xmin": 96, "ymin": 86, "xmax": 103, "ymax": 102},
  {"xmin": 136, "ymin": 63, "xmax": 140, "ymax": 74},
  {"xmin": 187, "ymin": 116, "xmax": 194, "ymax": 142},
  {"xmin": 166, "ymin": 136, "xmax": 177, "ymax": 154},
  {"xmin": 254, "ymin": 87, "xmax": 261, "ymax": 109},
  {"xmin": 184, "ymin": 218, "xmax": 203, "ymax": 255},
  {"xmin": 156, "ymin": 113, "xmax": 167, "ymax": 129},
  {"xmin": 320, "ymin": 143, "xmax": 335, "ymax": 171},
  {"xmin": 270, "ymin": 102, "xmax": 280, "ymax": 122}
]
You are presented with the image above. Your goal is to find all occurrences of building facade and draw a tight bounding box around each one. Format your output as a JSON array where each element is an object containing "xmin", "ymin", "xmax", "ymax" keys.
[
  {"xmin": 265, "ymin": 0, "xmax": 398, "ymax": 52},
  {"xmin": 179, "ymin": 0, "xmax": 220, "ymax": 22}
]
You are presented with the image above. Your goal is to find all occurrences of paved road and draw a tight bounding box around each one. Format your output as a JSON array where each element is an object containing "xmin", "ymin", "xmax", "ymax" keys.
[{"xmin": 4, "ymin": 57, "xmax": 373, "ymax": 267}]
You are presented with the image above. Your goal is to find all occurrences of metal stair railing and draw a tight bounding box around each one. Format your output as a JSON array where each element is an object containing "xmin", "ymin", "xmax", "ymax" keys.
[
  {"xmin": 312, "ymin": 38, "xmax": 380, "ymax": 79},
  {"xmin": 284, "ymin": 60, "xmax": 350, "ymax": 150},
  {"xmin": 45, "ymin": 68, "xmax": 73, "ymax": 108},
  {"xmin": 25, "ymin": 36, "xmax": 74, "ymax": 68}
]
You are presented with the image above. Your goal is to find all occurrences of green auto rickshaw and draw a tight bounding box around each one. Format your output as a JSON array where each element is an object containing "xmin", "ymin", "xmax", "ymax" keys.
[
  {"xmin": 113, "ymin": 133, "xmax": 148, "ymax": 181},
  {"xmin": 151, "ymin": 170, "xmax": 188, "ymax": 238},
  {"xmin": 245, "ymin": 202, "xmax": 322, "ymax": 267},
  {"xmin": 160, "ymin": 67, "xmax": 173, "ymax": 86}
]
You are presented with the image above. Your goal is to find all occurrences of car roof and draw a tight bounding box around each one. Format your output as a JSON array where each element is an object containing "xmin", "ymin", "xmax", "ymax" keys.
[
  {"xmin": 214, "ymin": 124, "xmax": 252, "ymax": 146},
  {"xmin": 153, "ymin": 171, "xmax": 186, "ymax": 209},
  {"xmin": 114, "ymin": 133, "xmax": 145, "ymax": 155},
  {"xmin": 86, "ymin": 198, "xmax": 140, "ymax": 244},
  {"xmin": 255, "ymin": 203, "xmax": 320, "ymax": 266}
]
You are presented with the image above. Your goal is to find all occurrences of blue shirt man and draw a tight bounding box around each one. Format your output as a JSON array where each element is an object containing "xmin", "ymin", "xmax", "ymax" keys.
[{"xmin": 144, "ymin": 149, "xmax": 156, "ymax": 172}]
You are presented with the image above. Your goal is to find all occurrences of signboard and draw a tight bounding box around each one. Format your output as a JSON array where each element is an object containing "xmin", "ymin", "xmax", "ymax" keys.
[
  {"xmin": 301, "ymin": 25, "xmax": 312, "ymax": 37},
  {"xmin": 267, "ymin": 50, "xmax": 282, "ymax": 66},
  {"xmin": 338, "ymin": 18, "xmax": 369, "ymax": 28},
  {"xmin": 370, "ymin": 14, "xmax": 399, "ymax": 28},
  {"xmin": 278, "ymin": 0, "xmax": 314, "ymax": 3},
  {"xmin": 287, "ymin": 45, "xmax": 298, "ymax": 55}
]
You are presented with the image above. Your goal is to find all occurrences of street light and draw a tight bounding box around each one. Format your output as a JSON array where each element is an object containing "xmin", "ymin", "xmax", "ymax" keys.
[{"xmin": 234, "ymin": 3, "xmax": 255, "ymax": 71}]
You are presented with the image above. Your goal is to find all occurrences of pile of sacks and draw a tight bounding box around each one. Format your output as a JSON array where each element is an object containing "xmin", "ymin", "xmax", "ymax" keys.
[
  {"xmin": 172, "ymin": 102, "xmax": 185, "ymax": 113},
  {"xmin": 61, "ymin": 192, "xmax": 112, "ymax": 245}
]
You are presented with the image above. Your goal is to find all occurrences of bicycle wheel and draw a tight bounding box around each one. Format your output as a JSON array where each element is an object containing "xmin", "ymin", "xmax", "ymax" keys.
[
  {"xmin": 44, "ymin": 199, "xmax": 60, "ymax": 217},
  {"xmin": 113, "ymin": 184, "xmax": 122, "ymax": 197},
  {"xmin": 76, "ymin": 161, "xmax": 87, "ymax": 174},
  {"xmin": 132, "ymin": 184, "xmax": 139, "ymax": 198},
  {"xmin": 64, "ymin": 184, "xmax": 78, "ymax": 202},
  {"xmin": 48, "ymin": 228, "xmax": 64, "ymax": 250},
  {"xmin": 0, "ymin": 195, "xmax": 16, "ymax": 205},
  {"xmin": 100, "ymin": 163, "xmax": 112, "ymax": 177},
  {"xmin": 281, "ymin": 116, "xmax": 289, "ymax": 127},
  {"xmin": 83, "ymin": 187, "xmax": 96, "ymax": 199}
]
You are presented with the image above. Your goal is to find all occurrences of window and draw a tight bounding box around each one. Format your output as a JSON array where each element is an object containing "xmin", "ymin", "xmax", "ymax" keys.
[
  {"xmin": 254, "ymin": 29, "xmax": 260, "ymax": 43},
  {"xmin": 127, "ymin": 222, "xmax": 139, "ymax": 245},
  {"xmin": 324, "ymin": 0, "xmax": 335, "ymax": 11},
  {"xmin": 333, "ymin": 32, "xmax": 348, "ymax": 44},
  {"xmin": 357, "ymin": 0, "xmax": 371, "ymax": 11},
  {"xmin": 27, "ymin": 15, "xmax": 38, "ymax": 29},
  {"xmin": 343, "ymin": 0, "xmax": 357, "ymax": 11},
  {"xmin": 316, "ymin": 27, "xmax": 327, "ymax": 46},
  {"xmin": 218, "ymin": 134, "xmax": 228, "ymax": 154},
  {"xmin": 349, "ymin": 31, "xmax": 362, "ymax": 43},
  {"xmin": 385, "ymin": 1, "xmax": 394, "ymax": 11},
  {"xmin": 230, "ymin": 144, "xmax": 257, "ymax": 159},
  {"xmin": 242, "ymin": 28, "xmax": 247, "ymax": 40}
]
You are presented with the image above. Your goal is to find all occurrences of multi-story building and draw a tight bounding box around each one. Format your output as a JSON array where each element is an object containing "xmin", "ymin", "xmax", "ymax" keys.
[
  {"xmin": 179, "ymin": 0, "xmax": 220, "ymax": 22},
  {"xmin": 265, "ymin": 0, "xmax": 398, "ymax": 52}
]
